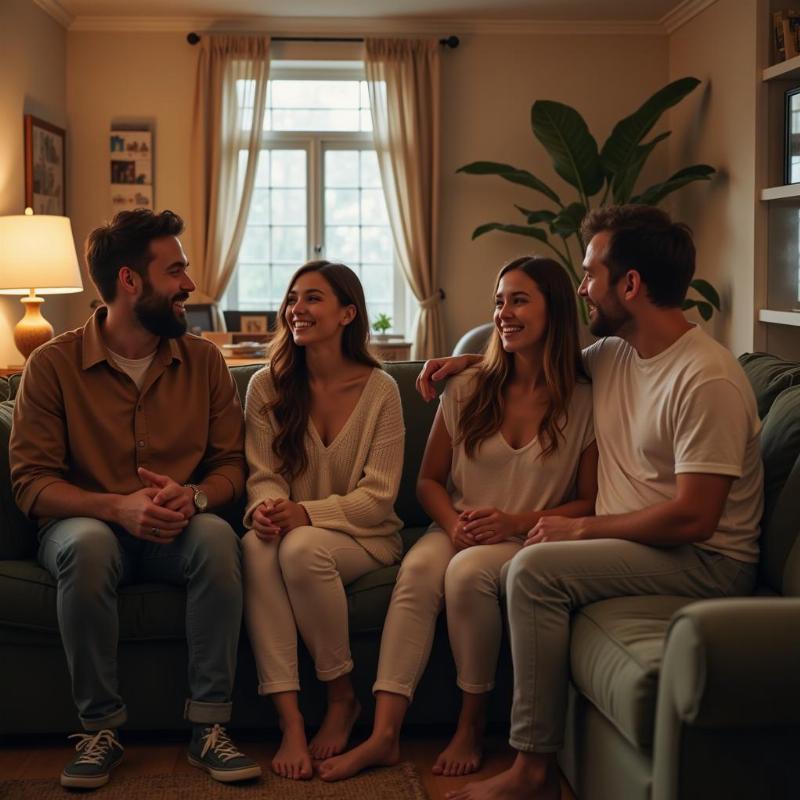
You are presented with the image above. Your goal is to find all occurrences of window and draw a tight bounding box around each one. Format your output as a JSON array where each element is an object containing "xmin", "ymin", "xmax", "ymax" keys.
[{"xmin": 224, "ymin": 62, "xmax": 404, "ymax": 334}]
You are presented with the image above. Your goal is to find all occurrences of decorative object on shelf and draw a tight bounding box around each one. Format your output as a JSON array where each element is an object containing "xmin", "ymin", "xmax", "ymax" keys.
[
  {"xmin": 239, "ymin": 314, "xmax": 269, "ymax": 334},
  {"xmin": 222, "ymin": 309, "xmax": 277, "ymax": 332},
  {"xmin": 773, "ymin": 9, "xmax": 800, "ymax": 62},
  {"xmin": 785, "ymin": 87, "xmax": 800, "ymax": 184},
  {"xmin": 110, "ymin": 128, "xmax": 153, "ymax": 213},
  {"xmin": 0, "ymin": 210, "xmax": 83, "ymax": 360},
  {"xmin": 184, "ymin": 302, "xmax": 220, "ymax": 334},
  {"xmin": 372, "ymin": 312, "xmax": 393, "ymax": 340},
  {"xmin": 458, "ymin": 77, "xmax": 721, "ymax": 322},
  {"xmin": 24, "ymin": 115, "xmax": 65, "ymax": 215}
]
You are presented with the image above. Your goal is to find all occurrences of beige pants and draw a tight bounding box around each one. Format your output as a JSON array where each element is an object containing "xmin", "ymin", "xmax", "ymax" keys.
[
  {"xmin": 243, "ymin": 525, "xmax": 380, "ymax": 694},
  {"xmin": 374, "ymin": 528, "xmax": 521, "ymax": 699}
]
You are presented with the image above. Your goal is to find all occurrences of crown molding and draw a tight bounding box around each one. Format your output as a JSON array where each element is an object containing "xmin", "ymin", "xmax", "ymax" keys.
[
  {"xmin": 661, "ymin": 0, "xmax": 718, "ymax": 34},
  {"xmin": 68, "ymin": 14, "xmax": 665, "ymax": 37},
  {"xmin": 32, "ymin": 0, "xmax": 74, "ymax": 28}
]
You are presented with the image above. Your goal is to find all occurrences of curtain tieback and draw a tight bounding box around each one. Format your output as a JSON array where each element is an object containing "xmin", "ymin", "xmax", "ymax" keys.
[{"xmin": 419, "ymin": 288, "xmax": 445, "ymax": 310}]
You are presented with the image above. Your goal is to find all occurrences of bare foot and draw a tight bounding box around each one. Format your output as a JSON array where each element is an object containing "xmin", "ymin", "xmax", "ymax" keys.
[
  {"xmin": 272, "ymin": 719, "xmax": 313, "ymax": 781},
  {"xmin": 308, "ymin": 696, "xmax": 362, "ymax": 760},
  {"xmin": 432, "ymin": 727, "xmax": 483, "ymax": 777},
  {"xmin": 444, "ymin": 754, "xmax": 559, "ymax": 800},
  {"xmin": 317, "ymin": 730, "xmax": 400, "ymax": 782}
]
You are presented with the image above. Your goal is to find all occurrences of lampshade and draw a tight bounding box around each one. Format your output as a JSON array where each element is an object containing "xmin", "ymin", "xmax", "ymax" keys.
[{"xmin": 0, "ymin": 214, "xmax": 83, "ymax": 295}]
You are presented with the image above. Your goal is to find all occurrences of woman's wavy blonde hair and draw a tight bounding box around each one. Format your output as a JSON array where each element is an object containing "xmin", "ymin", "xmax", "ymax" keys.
[
  {"xmin": 456, "ymin": 256, "xmax": 585, "ymax": 458},
  {"xmin": 265, "ymin": 260, "xmax": 381, "ymax": 480}
]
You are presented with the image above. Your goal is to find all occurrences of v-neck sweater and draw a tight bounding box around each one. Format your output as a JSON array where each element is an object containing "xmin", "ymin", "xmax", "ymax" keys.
[{"xmin": 244, "ymin": 366, "xmax": 405, "ymax": 565}]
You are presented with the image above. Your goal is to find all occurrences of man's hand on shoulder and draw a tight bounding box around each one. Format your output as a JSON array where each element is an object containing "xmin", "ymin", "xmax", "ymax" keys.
[
  {"xmin": 137, "ymin": 467, "xmax": 195, "ymax": 519},
  {"xmin": 112, "ymin": 486, "xmax": 188, "ymax": 543},
  {"xmin": 415, "ymin": 354, "xmax": 480, "ymax": 403}
]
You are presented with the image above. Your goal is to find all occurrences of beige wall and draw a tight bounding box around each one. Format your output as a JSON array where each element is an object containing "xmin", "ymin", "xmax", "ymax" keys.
[
  {"xmin": 0, "ymin": 0, "xmax": 69, "ymax": 366},
  {"xmin": 63, "ymin": 28, "xmax": 669, "ymax": 351},
  {"xmin": 438, "ymin": 32, "xmax": 669, "ymax": 350},
  {"xmin": 65, "ymin": 31, "xmax": 198, "ymax": 328},
  {"xmin": 667, "ymin": 0, "xmax": 759, "ymax": 357}
]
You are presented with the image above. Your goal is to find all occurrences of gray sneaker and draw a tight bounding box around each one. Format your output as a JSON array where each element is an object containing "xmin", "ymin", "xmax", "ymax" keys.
[
  {"xmin": 187, "ymin": 724, "xmax": 261, "ymax": 782},
  {"xmin": 61, "ymin": 729, "xmax": 124, "ymax": 789}
]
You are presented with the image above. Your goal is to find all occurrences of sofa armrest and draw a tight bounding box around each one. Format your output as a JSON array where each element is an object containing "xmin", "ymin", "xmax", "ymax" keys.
[{"xmin": 659, "ymin": 597, "xmax": 800, "ymax": 729}]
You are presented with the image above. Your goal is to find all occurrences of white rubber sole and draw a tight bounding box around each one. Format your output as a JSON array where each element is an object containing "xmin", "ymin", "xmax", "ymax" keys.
[{"xmin": 187, "ymin": 754, "xmax": 262, "ymax": 782}]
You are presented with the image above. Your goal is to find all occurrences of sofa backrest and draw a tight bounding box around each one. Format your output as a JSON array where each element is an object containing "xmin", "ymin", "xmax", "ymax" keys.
[{"xmin": 739, "ymin": 353, "xmax": 800, "ymax": 596}]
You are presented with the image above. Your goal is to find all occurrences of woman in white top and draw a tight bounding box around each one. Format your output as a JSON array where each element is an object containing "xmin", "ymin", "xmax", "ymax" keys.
[
  {"xmin": 320, "ymin": 256, "xmax": 597, "ymax": 782},
  {"xmin": 243, "ymin": 260, "xmax": 404, "ymax": 780}
]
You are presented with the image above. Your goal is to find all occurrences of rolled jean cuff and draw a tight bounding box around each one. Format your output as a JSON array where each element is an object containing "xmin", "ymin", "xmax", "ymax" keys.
[
  {"xmin": 456, "ymin": 678, "xmax": 495, "ymax": 694},
  {"xmin": 372, "ymin": 679, "xmax": 413, "ymax": 701},
  {"xmin": 315, "ymin": 659, "xmax": 353, "ymax": 683},
  {"xmin": 257, "ymin": 680, "xmax": 301, "ymax": 696},
  {"xmin": 508, "ymin": 736, "xmax": 562, "ymax": 755},
  {"xmin": 184, "ymin": 699, "xmax": 232, "ymax": 724},
  {"xmin": 80, "ymin": 705, "xmax": 127, "ymax": 732}
]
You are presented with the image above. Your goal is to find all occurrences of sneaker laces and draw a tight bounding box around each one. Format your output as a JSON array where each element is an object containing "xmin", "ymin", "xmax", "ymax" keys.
[
  {"xmin": 67, "ymin": 729, "xmax": 122, "ymax": 766},
  {"xmin": 199, "ymin": 724, "xmax": 244, "ymax": 763}
]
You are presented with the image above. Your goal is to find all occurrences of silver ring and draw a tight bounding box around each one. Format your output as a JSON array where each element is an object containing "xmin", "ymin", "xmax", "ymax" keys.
[{"xmin": 151, "ymin": 527, "xmax": 160, "ymax": 537}]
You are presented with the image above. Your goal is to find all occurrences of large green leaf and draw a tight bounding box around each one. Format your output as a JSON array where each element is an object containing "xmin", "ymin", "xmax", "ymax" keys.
[
  {"xmin": 611, "ymin": 131, "xmax": 671, "ymax": 204},
  {"xmin": 457, "ymin": 161, "xmax": 561, "ymax": 205},
  {"xmin": 601, "ymin": 77, "xmax": 701, "ymax": 179},
  {"xmin": 550, "ymin": 202, "xmax": 587, "ymax": 238},
  {"xmin": 514, "ymin": 206, "xmax": 558, "ymax": 225},
  {"xmin": 631, "ymin": 164, "xmax": 715, "ymax": 205},
  {"xmin": 690, "ymin": 278, "xmax": 721, "ymax": 310},
  {"xmin": 472, "ymin": 223, "xmax": 549, "ymax": 242},
  {"xmin": 531, "ymin": 101, "xmax": 604, "ymax": 199},
  {"xmin": 683, "ymin": 298, "xmax": 714, "ymax": 321}
]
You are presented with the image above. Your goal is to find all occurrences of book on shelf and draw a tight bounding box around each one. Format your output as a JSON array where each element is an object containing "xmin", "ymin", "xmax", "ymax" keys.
[{"xmin": 774, "ymin": 9, "xmax": 800, "ymax": 61}]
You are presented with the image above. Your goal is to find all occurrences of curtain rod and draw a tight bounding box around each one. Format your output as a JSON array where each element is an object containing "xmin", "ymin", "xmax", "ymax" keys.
[{"xmin": 186, "ymin": 32, "xmax": 459, "ymax": 48}]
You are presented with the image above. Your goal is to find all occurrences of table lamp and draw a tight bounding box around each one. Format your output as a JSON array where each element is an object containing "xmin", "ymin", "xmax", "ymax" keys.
[{"xmin": 0, "ymin": 209, "xmax": 83, "ymax": 360}]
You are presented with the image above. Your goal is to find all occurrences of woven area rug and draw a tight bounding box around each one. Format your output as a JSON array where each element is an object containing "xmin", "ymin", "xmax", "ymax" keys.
[{"xmin": 0, "ymin": 762, "xmax": 428, "ymax": 799}]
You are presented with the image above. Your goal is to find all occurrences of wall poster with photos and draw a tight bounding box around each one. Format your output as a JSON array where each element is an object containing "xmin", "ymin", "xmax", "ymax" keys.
[
  {"xmin": 110, "ymin": 129, "xmax": 153, "ymax": 213},
  {"xmin": 25, "ymin": 115, "xmax": 66, "ymax": 215}
]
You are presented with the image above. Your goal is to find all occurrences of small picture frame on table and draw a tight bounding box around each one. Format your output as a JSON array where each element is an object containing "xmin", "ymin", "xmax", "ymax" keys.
[
  {"xmin": 24, "ymin": 115, "xmax": 66, "ymax": 215},
  {"xmin": 239, "ymin": 315, "xmax": 269, "ymax": 335},
  {"xmin": 786, "ymin": 88, "xmax": 800, "ymax": 184}
]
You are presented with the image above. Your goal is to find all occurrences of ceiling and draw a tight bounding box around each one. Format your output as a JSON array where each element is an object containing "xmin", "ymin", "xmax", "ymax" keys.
[{"xmin": 47, "ymin": 0, "xmax": 685, "ymax": 22}]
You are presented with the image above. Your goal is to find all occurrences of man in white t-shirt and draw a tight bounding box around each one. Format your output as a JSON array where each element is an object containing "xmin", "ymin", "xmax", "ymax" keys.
[{"xmin": 418, "ymin": 205, "xmax": 763, "ymax": 800}]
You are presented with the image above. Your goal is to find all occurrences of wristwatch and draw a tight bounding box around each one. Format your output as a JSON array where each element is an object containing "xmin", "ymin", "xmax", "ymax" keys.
[{"xmin": 184, "ymin": 483, "xmax": 209, "ymax": 513}]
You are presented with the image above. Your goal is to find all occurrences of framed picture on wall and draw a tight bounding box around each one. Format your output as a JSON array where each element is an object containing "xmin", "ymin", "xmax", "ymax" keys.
[
  {"xmin": 24, "ymin": 115, "xmax": 66, "ymax": 215},
  {"xmin": 786, "ymin": 88, "xmax": 800, "ymax": 184},
  {"xmin": 239, "ymin": 314, "xmax": 270, "ymax": 334}
]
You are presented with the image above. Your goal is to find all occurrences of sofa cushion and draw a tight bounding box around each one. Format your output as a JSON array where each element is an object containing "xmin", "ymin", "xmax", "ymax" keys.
[
  {"xmin": 0, "ymin": 401, "xmax": 37, "ymax": 560},
  {"xmin": 0, "ymin": 373, "xmax": 22, "ymax": 403},
  {"xmin": 739, "ymin": 352, "xmax": 800, "ymax": 419},
  {"xmin": 0, "ymin": 557, "xmax": 403, "ymax": 640},
  {"xmin": 758, "ymin": 385, "xmax": 800, "ymax": 596},
  {"xmin": 570, "ymin": 595, "xmax": 692, "ymax": 750}
]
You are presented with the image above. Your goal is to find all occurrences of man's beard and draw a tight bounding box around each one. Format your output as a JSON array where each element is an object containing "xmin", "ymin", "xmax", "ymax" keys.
[
  {"xmin": 587, "ymin": 296, "xmax": 632, "ymax": 338},
  {"xmin": 134, "ymin": 282, "xmax": 188, "ymax": 339}
]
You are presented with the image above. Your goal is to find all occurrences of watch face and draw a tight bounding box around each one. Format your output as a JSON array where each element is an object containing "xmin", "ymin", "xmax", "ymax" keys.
[{"xmin": 195, "ymin": 490, "xmax": 209, "ymax": 511}]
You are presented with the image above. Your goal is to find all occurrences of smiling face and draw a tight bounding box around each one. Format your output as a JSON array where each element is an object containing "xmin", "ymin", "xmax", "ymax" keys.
[
  {"xmin": 493, "ymin": 268, "xmax": 548, "ymax": 354},
  {"xmin": 284, "ymin": 270, "xmax": 356, "ymax": 348},
  {"xmin": 578, "ymin": 231, "xmax": 633, "ymax": 338},
  {"xmin": 133, "ymin": 236, "xmax": 194, "ymax": 339}
]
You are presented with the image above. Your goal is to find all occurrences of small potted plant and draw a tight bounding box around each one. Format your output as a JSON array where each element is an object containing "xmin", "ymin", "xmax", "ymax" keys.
[{"xmin": 372, "ymin": 313, "xmax": 393, "ymax": 340}]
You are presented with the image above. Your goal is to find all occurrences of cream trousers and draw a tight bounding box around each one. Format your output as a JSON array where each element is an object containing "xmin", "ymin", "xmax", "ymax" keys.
[
  {"xmin": 243, "ymin": 525, "xmax": 380, "ymax": 694},
  {"xmin": 374, "ymin": 528, "xmax": 521, "ymax": 699}
]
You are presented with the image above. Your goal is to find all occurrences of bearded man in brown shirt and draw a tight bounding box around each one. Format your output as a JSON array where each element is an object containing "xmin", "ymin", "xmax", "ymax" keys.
[{"xmin": 10, "ymin": 209, "xmax": 261, "ymax": 790}]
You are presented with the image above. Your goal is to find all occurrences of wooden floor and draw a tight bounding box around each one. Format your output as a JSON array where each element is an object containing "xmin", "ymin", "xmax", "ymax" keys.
[{"xmin": 0, "ymin": 733, "xmax": 577, "ymax": 800}]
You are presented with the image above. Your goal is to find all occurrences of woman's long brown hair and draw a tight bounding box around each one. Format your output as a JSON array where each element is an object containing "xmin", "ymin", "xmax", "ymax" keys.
[
  {"xmin": 457, "ymin": 256, "xmax": 585, "ymax": 458},
  {"xmin": 266, "ymin": 260, "xmax": 381, "ymax": 480}
]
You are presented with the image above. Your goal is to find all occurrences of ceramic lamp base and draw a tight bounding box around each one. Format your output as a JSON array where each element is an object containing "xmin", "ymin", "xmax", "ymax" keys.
[{"xmin": 14, "ymin": 294, "xmax": 54, "ymax": 360}]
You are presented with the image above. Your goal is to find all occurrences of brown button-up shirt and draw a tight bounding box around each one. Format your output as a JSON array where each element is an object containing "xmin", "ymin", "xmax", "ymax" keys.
[{"xmin": 10, "ymin": 307, "xmax": 245, "ymax": 521}]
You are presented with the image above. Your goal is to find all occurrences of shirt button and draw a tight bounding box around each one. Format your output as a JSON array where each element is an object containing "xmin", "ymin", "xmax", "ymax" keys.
[{"xmin": 137, "ymin": 440, "xmax": 145, "ymax": 448}]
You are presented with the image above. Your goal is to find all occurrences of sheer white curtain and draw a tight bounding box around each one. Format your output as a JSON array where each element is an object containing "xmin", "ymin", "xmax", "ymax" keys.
[
  {"xmin": 190, "ymin": 35, "xmax": 270, "ymax": 319},
  {"xmin": 365, "ymin": 38, "xmax": 445, "ymax": 359}
]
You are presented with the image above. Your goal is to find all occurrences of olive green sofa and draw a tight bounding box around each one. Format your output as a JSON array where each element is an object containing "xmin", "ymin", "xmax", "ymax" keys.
[{"xmin": 1, "ymin": 354, "xmax": 799, "ymax": 800}]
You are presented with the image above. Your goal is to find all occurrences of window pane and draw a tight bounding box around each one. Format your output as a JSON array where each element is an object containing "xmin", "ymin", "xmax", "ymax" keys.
[
  {"xmin": 249, "ymin": 188, "xmax": 270, "ymax": 223},
  {"xmin": 254, "ymin": 155, "xmax": 270, "ymax": 187},
  {"xmin": 271, "ymin": 265, "xmax": 296, "ymax": 304},
  {"xmin": 272, "ymin": 189, "xmax": 306, "ymax": 225},
  {"xmin": 325, "ymin": 226, "xmax": 360, "ymax": 263},
  {"xmin": 272, "ymin": 226, "xmax": 306, "ymax": 261},
  {"xmin": 239, "ymin": 229, "xmax": 269, "ymax": 262},
  {"xmin": 361, "ymin": 226, "xmax": 393, "ymax": 263},
  {"xmin": 238, "ymin": 263, "xmax": 270, "ymax": 302},
  {"xmin": 360, "ymin": 264, "xmax": 394, "ymax": 303},
  {"xmin": 360, "ymin": 151, "xmax": 382, "ymax": 188},
  {"xmin": 325, "ymin": 188, "xmax": 359, "ymax": 225},
  {"xmin": 271, "ymin": 80, "xmax": 359, "ymax": 109},
  {"xmin": 273, "ymin": 109, "xmax": 360, "ymax": 131},
  {"xmin": 271, "ymin": 150, "xmax": 306, "ymax": 188},
  {"xmin": 325, "ymin": 151, "xmax": 359, "ymax": 188},
  {"xmin": 361, "ymin": 189, "xmax": 389, "ymax": 225}
]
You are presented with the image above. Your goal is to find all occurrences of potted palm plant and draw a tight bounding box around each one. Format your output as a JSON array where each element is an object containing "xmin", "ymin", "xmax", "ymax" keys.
[{"xmin": 458, "ymin": 77, "xmax": 720, "ymax": 322}]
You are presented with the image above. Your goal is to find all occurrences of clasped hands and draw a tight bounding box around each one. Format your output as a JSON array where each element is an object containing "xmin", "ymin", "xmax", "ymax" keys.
[
  {"xmin": 449, "ymin": 507, "xmax": 585, "ymax": 550},
  {"xmin": 112, "ymin": 467, "xmax": 196, "ymax": 544},
  {"xmin": 252, "ymin": 498, "xmax": 310, "ymax": 540}
]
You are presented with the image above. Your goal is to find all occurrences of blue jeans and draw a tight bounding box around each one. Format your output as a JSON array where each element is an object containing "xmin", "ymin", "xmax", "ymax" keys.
[{"xmin": 38, "ymin": 514, "xmax": 243, "ymax": 732}]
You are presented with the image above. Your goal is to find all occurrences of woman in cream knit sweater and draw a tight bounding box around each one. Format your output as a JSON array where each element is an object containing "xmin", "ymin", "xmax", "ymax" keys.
[{"xmin": 242, "ymin": 260, "xmax": 404, "ymax": 781}]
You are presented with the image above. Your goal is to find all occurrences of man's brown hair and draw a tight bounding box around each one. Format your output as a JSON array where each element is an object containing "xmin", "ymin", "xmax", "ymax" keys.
[{"xmin": 85, "ymin": 209, "xmax": 184, "ymax": 302}]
